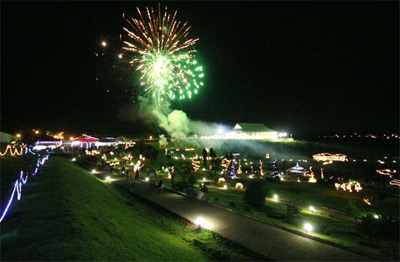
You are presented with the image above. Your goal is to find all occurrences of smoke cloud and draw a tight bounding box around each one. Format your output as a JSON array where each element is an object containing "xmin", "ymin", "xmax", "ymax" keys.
[{"xmin": 159, "ymin": 134, "xmax": 168, "ymax": 148}]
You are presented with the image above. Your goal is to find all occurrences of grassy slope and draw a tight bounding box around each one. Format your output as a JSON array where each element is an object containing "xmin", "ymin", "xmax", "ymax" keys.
[
  {"xmin": 1, "ymin": 154, "xmax": 36, "ymax": 203},
  {"xmin": 1, "ymin": 156, "xmax": 267, "ymax": 261}
]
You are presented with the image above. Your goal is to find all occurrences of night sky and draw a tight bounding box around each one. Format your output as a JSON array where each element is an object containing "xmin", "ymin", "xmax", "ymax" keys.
[{"xmin": 1, "ymin": 1, "xmax": 398, "ymax": 136}]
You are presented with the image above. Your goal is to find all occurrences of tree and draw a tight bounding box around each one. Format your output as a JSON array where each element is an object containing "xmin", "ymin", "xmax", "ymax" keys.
[{"xmin": 243, "ymin": 181, "xmax": 266, "ymax": 206}]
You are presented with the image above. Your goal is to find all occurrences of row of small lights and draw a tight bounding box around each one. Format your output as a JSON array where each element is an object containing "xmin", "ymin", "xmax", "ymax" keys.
[
  {"xmin": 78, "ymin": 149, "xmax": 385, "ymax": 237},
  {"xmin": 319, "ymin": 133, "xmax": 399, "ymax": 139},
  {"xmin": 14, "ymin": 130, "xmax": 76, "ymax": 141}
]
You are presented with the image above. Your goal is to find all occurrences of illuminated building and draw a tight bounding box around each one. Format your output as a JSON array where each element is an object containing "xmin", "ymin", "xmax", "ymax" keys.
[
  {"xmin": 312, "ymin": 153, "xmax": 348, "ymax": 162},
  {"xmin": 71, "ymin": 134, "xmax": 99, "ymax": 148},
  {"xmin": 200, "ymin": 123, "xmax": 292, "ymax": 140},
  {"xmin": 288, "ymin": 163, "xmax": 308, "ymax": 175}
]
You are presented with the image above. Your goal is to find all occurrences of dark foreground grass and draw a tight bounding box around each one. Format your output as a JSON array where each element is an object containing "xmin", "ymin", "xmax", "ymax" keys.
[
  {"xmin": 1, "ymin": 154, "xmax": 36, "ymax": 203},
  {"xmin": 0, "ymin": 156, "xmax": 270, "ymax": 261}
]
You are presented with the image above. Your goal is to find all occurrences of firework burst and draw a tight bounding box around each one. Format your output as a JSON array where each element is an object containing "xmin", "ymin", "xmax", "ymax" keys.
[{"xmin": 122, "ymin": 3, "xmax": 204, "ymax": 103}]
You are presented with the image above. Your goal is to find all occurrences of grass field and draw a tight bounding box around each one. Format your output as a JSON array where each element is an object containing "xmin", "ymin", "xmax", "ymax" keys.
[
  {"xmin": 150, "ymin": 167, "xmax": 399, "ymax": 260},
  {"xmin": 0, "ymin": 156, "xmax": 269, "ymax": 261},
  {"xmin": 36, "ymin": 138, "xmax": 398, "ymax": 260}
]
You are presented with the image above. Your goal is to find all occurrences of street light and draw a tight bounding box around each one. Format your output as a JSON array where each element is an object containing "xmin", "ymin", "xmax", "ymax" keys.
[{"xmin": 304, "ymin": 223, "xmax": 313, "ymax": 233}]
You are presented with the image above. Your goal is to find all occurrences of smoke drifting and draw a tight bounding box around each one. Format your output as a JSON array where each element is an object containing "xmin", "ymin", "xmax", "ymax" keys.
[
  {"xmin": 131, "ymin": 95, "xmax": 308, "ymax": 160},
  {"xmin": 136, "ymin": 95, "xmax": 227, "ymax": 141},
  {"xmin": 159, "ymin": 134, "xmax": 168, "ymax": 148}
]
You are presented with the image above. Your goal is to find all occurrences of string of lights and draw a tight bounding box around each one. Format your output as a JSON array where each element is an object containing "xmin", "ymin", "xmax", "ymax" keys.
[
  {"xmin": 0, "ymin": 153, "xmax": 49, "ymax": 223},
  {"xmin": 0, "ymin": 143, "xmax": 26, "ymax": 157}
]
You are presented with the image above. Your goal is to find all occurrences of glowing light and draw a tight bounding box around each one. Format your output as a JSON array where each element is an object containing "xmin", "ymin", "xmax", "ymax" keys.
[
  {"xmin": 202, "ymin": 177, "xmax": 206, "ymax": 182},
  {"xmin": 192, "ymin": 154, "xmax": 201, "ymax": 172},
  {"xmin": 220, "ymin": 158, "xmax": 231, "ymax": 173},
  {"xmin": 304, "ymin": 223, "xmax": 313, "ymax": 233},
  {"xmin": 91, "ymin": 169, "xmax": 97, "ymax": 174},
  {"xmin": 34, "ymin": 130, "xmax": 39, "ymax": 134},
  {"xmin": 309, "ymin": 206, "xmax": 315, "ymax": 212},
  {"xmin": 72, "ymin": 158, "xmax": 76, "ymax": 162},
  {"xmin": 354, "ymin": 182, "xmax": 363, "ymax": 192},
  {"xmin": 101, "ymin": 41, "xmax": 107, "ymax": 47},
  {"xmin": 134, "ymin": 160, "xmax": 143, "ymax": 172},
  {"xmin": 389, "ymin": 179, "xmax": 400, "ymax": 187},
  {"xmin": 273, "ymin": 194, "xmax": 279, "ymax": 200},
  {"xmin": 194, "ymin": 216, "xmax": 208, "ymax": 228},
  {"xmin": 235, "ymin": 183, "xmax": 243, "ymax": 189},
  {"xmin": 223, "ymin": 185, "xmax": 227, "ymax": 190},
  {"xmin": 376, "ymin": 169, "xmax": 397, "ymax": 176},
  {"xmin": 218, "ymin": 178, "xmax": 225, "ymax": 184},
  {"xmin": 16, "ymin": 133, "xmax": 21, "ymax": 138},
  {"xmin": 373, "ymin": 214, "xmax": 379, "ymax": 219},
  {"xmin": 86, "ymin": 149, "xmax": 101, "ymax": 156},
  {"xmin": 0, "ymin": 142, "xmax": 26, "ymax": 157},
  {"xmin": 335, "ymin": 181, "xmax": 363, "ymax": 193},
  {"xmin": 69, "ymin": 136, "xmax": 74, "ymax": 141},
  {"xmin": 363, "ymin": 199, "xmax": 371, "ymax": 205},
  {"xmin": 313, "ymin": 153, "xmax": 347, "ymax": 162},
  {"xmin": 105, "ymin": 176, "xmax": 111, "ymax": 182},
  {"xmin": 145, "ymin": 177, "xmax": 149, "ymax": 182},
  {"xmin": 308, "ymin": 167, "xmax": 317, "ymax": 183},
  {"xmin": 237, "ymin": 159, "xmax": 242, "ymax": 175}
]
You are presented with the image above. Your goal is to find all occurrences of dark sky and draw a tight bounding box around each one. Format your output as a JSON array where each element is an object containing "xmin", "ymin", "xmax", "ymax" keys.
[{"xmin": 1, "ymin": 1, "xmax": 399, "ymax": 136}]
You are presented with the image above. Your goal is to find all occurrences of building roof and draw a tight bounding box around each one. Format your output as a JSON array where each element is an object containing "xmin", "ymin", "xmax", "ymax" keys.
[
  {"xmin": 233, "ymin": 123, "xmax": 276, "ymax": 132},
  {"xmin": 73, "ymin": 134, "xmax": 99, "ymax": 142},
  {"xmin": 288, "ymin": 163, "xmax": 308, "ymax": 174}
]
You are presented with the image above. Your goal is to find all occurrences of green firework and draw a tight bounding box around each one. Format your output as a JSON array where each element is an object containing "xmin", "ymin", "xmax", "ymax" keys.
[{"xmin": 122, "ymin": 4, "xmax": 204, "ymax": 104}]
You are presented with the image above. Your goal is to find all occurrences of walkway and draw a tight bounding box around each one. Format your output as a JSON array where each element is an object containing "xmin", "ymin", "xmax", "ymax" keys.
[{"xmin": 108, "ymin": 174, "xmax": 375, "ymax": 261}]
